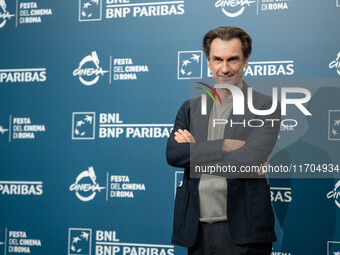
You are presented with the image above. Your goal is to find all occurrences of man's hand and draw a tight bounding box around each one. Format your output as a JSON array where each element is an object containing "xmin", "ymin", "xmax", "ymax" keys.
[
  {"xmin": 256, "ymin": 161, "xmax": 267, "ymax": 176},
  {"xmin": 222, "ymin": 139, "xmax": 246, "ymax": 153},
  {"xmin": 174, "ymin": 129, "xmax": 196, "ymax": 143}
]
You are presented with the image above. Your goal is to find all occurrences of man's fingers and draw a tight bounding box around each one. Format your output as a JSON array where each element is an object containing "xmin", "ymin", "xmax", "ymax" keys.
[
  {"xmin": 175, "ymin": 130, "xmax": 190, "ymax": 143},
  {"xmin": 175, "ymin": 129, "xmax": 196, "ymax": 143},
  {"xmin": 174, "ymin": 131, "xmax": 186, "ymax": 143},
  {"xmin": 256, "ymin": 161, "xmax": 268, "ymax": 176},
  {"xmin": 182, "ymin": 129, "xmax": 196, "ymax": 143},
  {"xmin": 178, "ymin": 129, "xmax": 191, "ymax": 143},
  {"xmin": 183, "ymin": 129, "xmax": 196, "ymax": 143}
]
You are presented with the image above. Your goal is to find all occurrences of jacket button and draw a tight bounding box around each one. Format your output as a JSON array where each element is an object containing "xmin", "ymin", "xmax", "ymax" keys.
[{"xmin": 194, "ymin": 191, "xmax": 198, "ymax": 196}]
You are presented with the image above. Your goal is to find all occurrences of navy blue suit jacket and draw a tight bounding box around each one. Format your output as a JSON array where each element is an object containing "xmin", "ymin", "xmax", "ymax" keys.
[{"xmin": 166, "ymin": 82, "xmax": 280, "ymax": 247}]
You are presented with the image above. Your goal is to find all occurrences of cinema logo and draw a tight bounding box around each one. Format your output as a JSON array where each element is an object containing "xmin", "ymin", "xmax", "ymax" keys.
[
  {"xmin": 79, "ymin": 0, "xmax": 184, "ymax": 22},
  {"xmin": 70, "ymin": 166, "xmax": 147, "ymax": 201},
  {"xmin": 327, "ymin": 180, "xmax": 340, "ymax": 208},
  {"xmin": 72, "ymin": 112, "xmax": 172, "ymax": 140},
  {"xmin": 1, "ymin": 229, "xmax": 42, "ymax": 254},
  {"xmin": 73, "ymin": 53, "xmax": 149, "ymax": 85},
  {"xmin": 0, "ymin": 68, "xmax": 46, "ymax": 83},
  {"xmin": 0, "ymin": 181, "xmax": 43, "ymax": 196},
  {"xmin": 329, "ymin": 52, "xmax": 340, "ymax": 76},
  {"xmin": 215, "ymin": 0, "xmax": 255, "ymax": 17},
  {"xmin": 0, "ymin": 0, "xmax": 15, "ymax": 29},
  {"xmin": 73, "ymin": 51, "xmax": 108, "ymax": 86},
  {"xmin": 0, "ymin": 124, "xmax": 8, "ymax": 135},
  {"xmin": 68, "ymin": 228, "xmax": 174, "ymax": 255},
  {"xmin": 270, "ymin": 187, "xmax": 292, "ymax": 203},
  {"xmin": 198, "ymin": 83, "xmax": 311, "ymax": 128},
  {"xmin": 69, "ymin": 166, "xmax": 105, "ymax": 202},
  {"xmin": 214, "ymin": 0, "xmax": 291, "ymax": 17},
  {"xmin": 272, "ymin": 248, "xmax": 292, "ymax": 255}
]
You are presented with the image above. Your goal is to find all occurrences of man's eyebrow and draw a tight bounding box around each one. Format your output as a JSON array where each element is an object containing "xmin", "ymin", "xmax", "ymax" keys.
[
  {"xmin": 228, "ymin": 55, "xmax": 241, "ymax": 61},
  {"xmin": 211, "ymin": 55, "xmax": 241, "ymax": 61},
  {"xmin": 211, "ymin": 56, "xmax": 222, "ymax": 60}
]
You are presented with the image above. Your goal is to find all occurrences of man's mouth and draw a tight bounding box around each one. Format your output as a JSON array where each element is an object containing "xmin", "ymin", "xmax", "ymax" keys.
[{"xmin": 218, "ymin": 74, "xmax": 234, "ymax": 79}]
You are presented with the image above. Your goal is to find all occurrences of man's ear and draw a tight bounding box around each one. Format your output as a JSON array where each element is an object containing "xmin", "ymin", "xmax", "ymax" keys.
[
  {"xmin": 207, "ymin": 57, "xmax": 211, "ymax": 68},
  {"xmin": 244, "ymin": 58, "xmax": 249, "ymax": 67}
]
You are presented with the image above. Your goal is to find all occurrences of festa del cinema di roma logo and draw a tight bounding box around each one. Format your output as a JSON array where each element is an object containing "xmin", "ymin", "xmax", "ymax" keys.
[
  {"xmin": 69, "ymin": 166, "xmax": 105, "ymax": 202},
  {"xmin": 73, "ymin": 51, "xmax": 108, "ymax": 86}
]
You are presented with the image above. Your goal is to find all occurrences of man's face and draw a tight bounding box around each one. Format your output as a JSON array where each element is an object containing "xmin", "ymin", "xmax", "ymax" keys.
[{"xmin": 207, "ymin": 38, "xmax": 248, "ymax": 86}]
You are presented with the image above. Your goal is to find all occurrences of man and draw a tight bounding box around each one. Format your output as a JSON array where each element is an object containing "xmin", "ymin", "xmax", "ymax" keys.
[{"xmin": 166, "ymin": 27, "xmax": 280, "ymax": 255}]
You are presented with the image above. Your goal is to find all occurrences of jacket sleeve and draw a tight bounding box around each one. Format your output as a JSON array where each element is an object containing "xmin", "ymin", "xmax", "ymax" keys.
[
  {"xmin": 213, "ymin": 100, "xmax": 281, "ymax": 173},
  {"xmin": 166, "ymin": 100, "xmax": 224, "ymax": 168}
]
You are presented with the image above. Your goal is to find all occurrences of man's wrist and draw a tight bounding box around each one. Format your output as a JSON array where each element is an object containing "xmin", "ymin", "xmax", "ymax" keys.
[
  {"xmin": 222, "ymin": 139, "xmax": 245, "ymax": 153},
  {"xmin": 222, "ymin": 139, "xmax": 231, "ymax": 153}
]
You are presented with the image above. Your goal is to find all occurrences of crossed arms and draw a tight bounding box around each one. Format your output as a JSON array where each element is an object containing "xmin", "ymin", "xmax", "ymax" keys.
[{"xmin": 166, "ymin": 98, "xmax": 281, "ymax": 177}]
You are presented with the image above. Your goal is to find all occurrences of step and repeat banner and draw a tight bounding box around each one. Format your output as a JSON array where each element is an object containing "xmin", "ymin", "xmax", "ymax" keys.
[{"xmin": 1, "ymin": 0, "xmax": 340, "ymax": 254}]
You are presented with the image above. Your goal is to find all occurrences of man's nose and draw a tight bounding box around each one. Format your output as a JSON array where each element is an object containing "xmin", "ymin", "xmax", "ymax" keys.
[{"xmin": 221, "ymin": 61, "xmax": 230, "ymax": 73}]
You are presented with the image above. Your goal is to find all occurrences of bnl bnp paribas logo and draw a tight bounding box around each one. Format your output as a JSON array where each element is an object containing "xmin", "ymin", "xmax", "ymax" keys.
[
  {"xmin": 328, "ymin": 241, "xmax": 340, "ymax": 255},
  {"xmin": 68, "ymin": 229, "xmax": 174, "ymax": 255},
  {"xmin": 72, "ymin": 112, "xmax": 172, "ymax": 140},
  {"xmin": 329, "ymin": 52, "xmax": 340, "ymax": 76},
  {"xmin": 79, "ymin": 0, "xmax": 184, "ymax": 22},
  {"xmin": 214, "ymin": 0, "xmax": 290, "ymax": 17},
  {"xmin": 0, "ymin": 0, "xmax": 15, "ymax": 29},
  {"xmin": 177, "ymin": 51, "xmax": 203, "ymax": 79},
  {"xmin": 328, "ymin": 110, "xmax": 340, "ymax": 140},
  {"xmin": 68, "ymin": 228, "xmax": 92, "ymax": 255},
  {"xmin": 177, "ymin": 51, "xmax": 294, "ymax": 79},
  {"xmin": 79, "ymin": 0, "xmax": 101, "ymax": 21},
  {"xmin": 69, "ymin": 166, "xmax": 105, "ymax": 202}
]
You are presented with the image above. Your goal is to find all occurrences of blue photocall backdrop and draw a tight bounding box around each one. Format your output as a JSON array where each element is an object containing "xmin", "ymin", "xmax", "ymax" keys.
[{"xmin": 1, "ymin": 0, "xmax": 340, "ymax": 254}]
